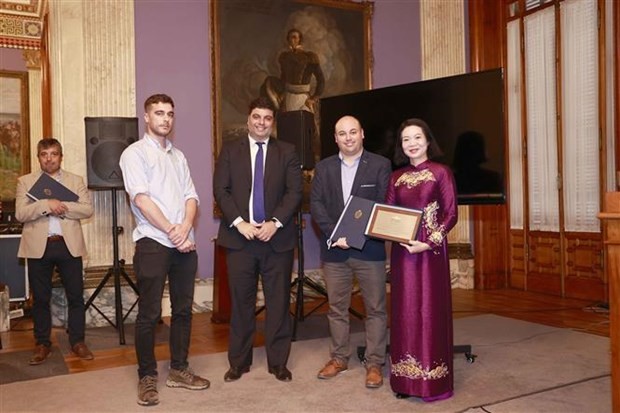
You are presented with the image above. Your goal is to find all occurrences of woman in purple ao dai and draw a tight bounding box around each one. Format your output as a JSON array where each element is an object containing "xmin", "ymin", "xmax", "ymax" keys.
[{"xmin": 385, "ymin": 118, "xmax": 458, "ymax": 401}]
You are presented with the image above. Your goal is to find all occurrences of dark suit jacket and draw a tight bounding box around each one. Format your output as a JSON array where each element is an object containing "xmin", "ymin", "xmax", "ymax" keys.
[
  {"xmin": 310, "ymin": 150, "xmax": 391, "ymax": 262},
  {"xmin": 213, "ymin": 136, "xmax": 303, "ymax": 252}
]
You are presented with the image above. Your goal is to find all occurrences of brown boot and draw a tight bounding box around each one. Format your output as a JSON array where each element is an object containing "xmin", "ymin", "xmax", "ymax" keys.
[
  {"xmin": 365, "ymin": 364, "xmax": 383, "ymax": 388},
  {"xmin": 317, "ymin": 359, "xmax": 348, "ymax": 379},
  {"xmin": 29, "ymin": 344, "xmax": 52, "ymax": 365},
  {"xmin": 72, "ymin": 342, "xmax": 94, "ymax": 360}
]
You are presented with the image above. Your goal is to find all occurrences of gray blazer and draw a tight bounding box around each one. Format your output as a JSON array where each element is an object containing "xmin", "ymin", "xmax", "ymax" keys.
[{"xmin": 310, "ymin": 149, "xmax": 391, "ymax": 262}]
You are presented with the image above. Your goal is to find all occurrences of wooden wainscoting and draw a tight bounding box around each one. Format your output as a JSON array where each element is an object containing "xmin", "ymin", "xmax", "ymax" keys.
[
  {"xmin": 564, "ymin": 231, "xmax": 605, "ymax": 301},
  {"xmin": 509, "ymin": 229, "xmax": 526, "ymax": 289},
  {"xmin": 527, "ymin": 231, "xmax": 562, "ymax": 295},
  {"xmin": 509, "ymin": 229, "xmax": 605, "ymax": 301},
  {"xmin": 473, "ymin": 204, "xmax": 509, "ymax": 289}
]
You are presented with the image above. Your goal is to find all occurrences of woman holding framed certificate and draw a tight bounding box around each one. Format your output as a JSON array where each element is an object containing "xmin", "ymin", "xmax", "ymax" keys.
[{"xmin": 385, "ymin": 118, "xmax": 458, "ymax": 401}]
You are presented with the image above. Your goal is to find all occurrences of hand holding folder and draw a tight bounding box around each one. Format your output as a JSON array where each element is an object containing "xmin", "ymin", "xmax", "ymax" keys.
[
  {"xmin": 26, "ymin": 173, "xmax": 79, "ymax": 202},
  {"xmin": 27, "ymin": 173, "xmax": 79, "ymax": 219},
  {"xmin": 328, "ymin": 196, "xmax": 375, "ymax": 250},
  {"xmin": 328, "ymin": 195, "xmax": 423, "ymax": 250}
]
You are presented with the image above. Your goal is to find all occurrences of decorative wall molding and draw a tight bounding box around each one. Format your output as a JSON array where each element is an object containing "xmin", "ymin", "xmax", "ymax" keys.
[
  {"xmin": 22, "ymin": 49, "xmax": 40, "ymax": 68},
  {"xmin": 0, "ymin": 0, "xmax": 46, "ymax": 49}
]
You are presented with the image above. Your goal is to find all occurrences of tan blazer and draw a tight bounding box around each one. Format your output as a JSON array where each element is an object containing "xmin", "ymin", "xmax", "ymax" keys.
[{"xmin": 15, "ymin": 170, "xmax": 93, "ymax": 259}]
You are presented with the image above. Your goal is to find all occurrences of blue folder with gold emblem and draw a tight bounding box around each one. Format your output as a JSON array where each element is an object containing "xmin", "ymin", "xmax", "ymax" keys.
[
  {"xmin": 328, "ymin": 195, "xmax": 375, "ymax": 250},
  {"xmin": 27, "ymin": 173, "xmax": 79, "ymax": 202}
]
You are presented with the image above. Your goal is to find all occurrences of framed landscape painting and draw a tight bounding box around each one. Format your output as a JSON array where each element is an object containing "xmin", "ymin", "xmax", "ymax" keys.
[{"xmin": 0, "ymin": 70, "xmax": 30, "ymax": 200}]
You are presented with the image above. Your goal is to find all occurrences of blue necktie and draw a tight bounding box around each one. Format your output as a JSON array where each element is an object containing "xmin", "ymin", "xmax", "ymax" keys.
[{"xmin": 253, "ymin": 142, "xmax": 265, "ymax": 223}]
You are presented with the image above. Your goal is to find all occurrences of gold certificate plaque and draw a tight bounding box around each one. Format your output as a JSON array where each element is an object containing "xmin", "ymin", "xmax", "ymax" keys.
[{"xmin": 364, "ymin": 204, "xmax": 423, "ymax": 243}]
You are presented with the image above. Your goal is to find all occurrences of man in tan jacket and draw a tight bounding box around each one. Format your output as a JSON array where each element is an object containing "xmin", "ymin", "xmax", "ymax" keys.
[{"xmin": 15, "ymin": 138, "xmax": 94, "ymax": 365}]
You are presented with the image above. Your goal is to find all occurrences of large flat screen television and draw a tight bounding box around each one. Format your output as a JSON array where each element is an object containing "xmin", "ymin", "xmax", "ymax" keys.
[{"xmin": 319, "ymin": 68, "xmax": 506, "ymax": 205}]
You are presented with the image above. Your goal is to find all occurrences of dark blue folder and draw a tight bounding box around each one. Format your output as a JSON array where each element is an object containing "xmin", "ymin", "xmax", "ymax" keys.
[
  {"xmin": 27, "ymin": 173, "xmax": 79, "ymax": 202},
  {"xmin": 328, "ymin": 195, "xmax": 375, "ymax": 250}
]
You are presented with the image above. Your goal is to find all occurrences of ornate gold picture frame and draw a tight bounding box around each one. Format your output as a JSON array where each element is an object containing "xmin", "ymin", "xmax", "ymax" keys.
[{"xmin": 0, "ymin": 70, "xmax": 30, "ymax": 200}]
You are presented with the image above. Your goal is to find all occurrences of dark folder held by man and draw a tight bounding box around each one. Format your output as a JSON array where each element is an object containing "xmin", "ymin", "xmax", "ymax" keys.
[
  {"xmin": 27, "ymin": 173, "xmax": 79, "ymax": 202},
  {"xmin": 328, "ymin": 195, "xmax": 375, "ymax": 250}
]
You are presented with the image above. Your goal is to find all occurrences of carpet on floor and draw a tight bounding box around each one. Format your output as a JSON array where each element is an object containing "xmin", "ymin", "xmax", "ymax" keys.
[
  {"xmin": 0, "ymin": 345, "xmax": 69, "ymax": 385},
  {"xmin": 259, "ymin": 309, "xmax": 366, "ymax": 342},
  {"xmin": 0, "ymin": 314, "xmax": 612, "ymax": 412},
  {"xmin": 0, "ymin": 322, "xmax": 170, "ymax": 386}
]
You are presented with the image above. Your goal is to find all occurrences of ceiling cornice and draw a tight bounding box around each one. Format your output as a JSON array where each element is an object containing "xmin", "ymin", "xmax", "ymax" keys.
[{"xmin": 0, "ymin": 0, "xmax": 47, "ymax": 49}]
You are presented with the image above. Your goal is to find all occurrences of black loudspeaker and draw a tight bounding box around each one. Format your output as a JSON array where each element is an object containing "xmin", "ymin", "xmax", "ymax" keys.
[
  {"xmin": 277, "ymin": 110, "xmax": 315, "ymax": 169},
  {"xmin": 85, "ymin": 117, "xmax": 139, "ymax": 189},
  {"xmin": 0, "ymin": 235, "xmax": 28, "ymax": 301}
]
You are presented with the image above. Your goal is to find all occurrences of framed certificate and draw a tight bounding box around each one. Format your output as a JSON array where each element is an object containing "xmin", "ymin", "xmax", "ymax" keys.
[{"xmin": 365, "ymin": 204, "xmax": 423, "ymax": 244}]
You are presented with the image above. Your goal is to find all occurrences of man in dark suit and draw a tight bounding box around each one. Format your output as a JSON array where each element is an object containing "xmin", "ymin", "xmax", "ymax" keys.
[
  {"xmin": 310, "ymin": 115, "xmax": 391, "ymax": 389},
  {"xmin": 214, "ymin": 97, "xmax": 303, "ymax": 382}
]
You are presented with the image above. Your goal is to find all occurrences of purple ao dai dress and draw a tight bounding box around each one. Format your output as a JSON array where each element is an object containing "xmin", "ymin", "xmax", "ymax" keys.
[{"xmin": 385, "ymin": 160, "xmax": 458, "ymax": 399}]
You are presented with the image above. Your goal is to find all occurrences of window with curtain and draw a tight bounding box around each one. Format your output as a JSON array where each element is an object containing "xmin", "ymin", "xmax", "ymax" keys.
[
  {"xmin": 524, "ymin": 7, "xmax": 560, "ymax": 232},
  {"xmin": 507, "ymin": 20, "xmax": 524, "ymax": 229},
  {"xmin": 560, "ymin": 0, "xmax": 599, "ymax": 232},
  {"xmin": 506, "ymin": 0, "xmax": 602, "ymax": 234}
]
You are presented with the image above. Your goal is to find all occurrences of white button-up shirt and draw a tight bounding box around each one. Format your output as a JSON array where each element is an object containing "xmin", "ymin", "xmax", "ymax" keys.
[{"xmin": 119, "ymin": 134, "xmax": 199, "ymax": 248}]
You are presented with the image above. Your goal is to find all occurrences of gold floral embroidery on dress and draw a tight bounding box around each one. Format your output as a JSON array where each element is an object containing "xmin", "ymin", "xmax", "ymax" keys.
[
  {"xmin": 394, "ymin": 169, "xmax": 435, "ymax": 188},
  {"xmin": 424, "ymin": 201, "xmax": 445, "ymax": 247},
  {"xmin": 391, "ymin": 353, "xmax": 449, "ymax": 380}
]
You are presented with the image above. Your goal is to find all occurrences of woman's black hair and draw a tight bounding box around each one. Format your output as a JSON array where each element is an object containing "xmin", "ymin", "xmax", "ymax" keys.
[{"xmin": 393, "ymin": 118, "xmax": 443, "ymax": 167}]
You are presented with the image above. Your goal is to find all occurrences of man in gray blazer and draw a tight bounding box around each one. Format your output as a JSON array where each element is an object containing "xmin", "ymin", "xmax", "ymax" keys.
[
  {"xmin": 15, "ymin": 138, "xmax": 94, "ymax": 365},
  {"xmin": 310, "ymin": 115, "xmax": 391, "ymax": 389},
  {"xmin": 214, "ymin": 97, "xmax": 303, "ymax": 382}
]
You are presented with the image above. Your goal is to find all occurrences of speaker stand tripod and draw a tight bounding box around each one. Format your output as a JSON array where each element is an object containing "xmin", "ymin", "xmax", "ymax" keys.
[
  {"xmin": 85, "ymin": 188, "xmax": 138, "ymax": 344},
  {"xmin": 290, "ymin": 210, "xmax": 364, "ymax": 341}
]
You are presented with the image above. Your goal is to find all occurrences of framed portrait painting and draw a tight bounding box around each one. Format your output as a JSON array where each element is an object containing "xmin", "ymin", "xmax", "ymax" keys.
[
  {"xmin": 0, "ymin": 70, "xmax": 30, "ymax": 200},
  {"xmin": 210, "ymin": 0, "xmax": 373, "ymax": 160}
]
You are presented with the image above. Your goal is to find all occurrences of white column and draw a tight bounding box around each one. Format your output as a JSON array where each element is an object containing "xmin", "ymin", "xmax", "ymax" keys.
[
  {"xmin": 420, "ymin": 0, "xmax": 473, "ymax": 287},
  {"xmin": 420, "ymin": 0, "xmax": 470, "ymax": 246},
  {"xmin": 22, "ymin": 49, "xmax": 43, "ymax": 172},
  {"xmin": 420, "ymin": 0, "xmax": 466, "ymax": 79},
  {"xmin": 47, "ymin": 0, "xmax": 136, "ymax": 267}
]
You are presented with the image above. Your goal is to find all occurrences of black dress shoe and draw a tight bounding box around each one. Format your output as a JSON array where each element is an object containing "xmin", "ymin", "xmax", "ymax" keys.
[
  {"xmin": 224, "ymin": 366, "xmax": 250, "ymax": 382},
  {"xmin": 395, "ymin": 393, "xmax": 411, "ymax": 399},
  {"xmin": 268, "ymin": 365, "xmax": 292, "ymax": 382}
]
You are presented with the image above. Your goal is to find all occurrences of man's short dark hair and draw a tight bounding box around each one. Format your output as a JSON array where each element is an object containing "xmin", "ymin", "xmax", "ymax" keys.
[
  {"xmin": 248, "ymin": 97, "xmax": 276, "ymax": 115},
  {"xmin": 287, "ymin": 28, "xmax": 303, "ymax": 43},
  {"xmin": 144, "ymin": 94, "xmax": 175, "ymax": 111},
  {"xmin": 37, "ymin": 138, "xmax": 62, "ymax": 155}
]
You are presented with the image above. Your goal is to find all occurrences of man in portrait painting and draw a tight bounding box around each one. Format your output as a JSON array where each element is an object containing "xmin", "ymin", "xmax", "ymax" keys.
[{"xmin": 260, "ymin": 28, "xmax": 325, "ymax": 114}]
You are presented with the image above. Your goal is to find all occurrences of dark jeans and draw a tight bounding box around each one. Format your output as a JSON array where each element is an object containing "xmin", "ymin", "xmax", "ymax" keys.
[
  {"xmin": 28, "ymin": 239, "xmax": 85, "ymax": 347},
  {"xmin": 133, "ymin": 238, "xmax": 197, "ymax": 378}
]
